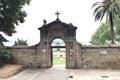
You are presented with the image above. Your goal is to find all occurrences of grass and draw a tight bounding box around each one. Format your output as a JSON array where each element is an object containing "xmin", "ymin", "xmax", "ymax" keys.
[{"xmin": 53, "ymin": 56, "xmax": 66, "ymax": 64}]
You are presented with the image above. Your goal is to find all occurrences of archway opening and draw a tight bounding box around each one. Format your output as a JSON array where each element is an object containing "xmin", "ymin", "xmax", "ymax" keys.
[{"xmin": 51, "ymin": 38, "xmax": 66, "ymax": 67}]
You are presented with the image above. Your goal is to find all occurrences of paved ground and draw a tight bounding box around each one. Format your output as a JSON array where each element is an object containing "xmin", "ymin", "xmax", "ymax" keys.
[{"xmin": 1, "ymin": 65, "xmax": 120, "ymax": 80}]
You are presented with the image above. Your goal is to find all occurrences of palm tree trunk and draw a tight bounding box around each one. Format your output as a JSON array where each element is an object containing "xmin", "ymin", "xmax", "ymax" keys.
[{"xmin": 109, "ymin": 12, "xmax": 114, "ymax": 44}]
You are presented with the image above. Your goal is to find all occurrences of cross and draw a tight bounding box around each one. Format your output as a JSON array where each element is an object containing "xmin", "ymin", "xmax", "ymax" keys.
[{"xmin": 55, "ymin": 11, "xmax": 60, "ymax": 19}]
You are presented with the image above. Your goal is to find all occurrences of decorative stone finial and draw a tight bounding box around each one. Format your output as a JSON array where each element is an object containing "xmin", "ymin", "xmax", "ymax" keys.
[{"xmin": 43, "ymin": 19, "xmax": 47, "ymax": 25}]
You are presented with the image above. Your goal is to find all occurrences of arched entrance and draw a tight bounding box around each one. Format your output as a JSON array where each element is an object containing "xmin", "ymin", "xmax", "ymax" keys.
[
  {"xmin": 38, "ymin": 16, "xmax": 78, "ymax": 69},
  {"xmin": 51, "ymin": 38, "xmax": 66, "ymax": 67}
]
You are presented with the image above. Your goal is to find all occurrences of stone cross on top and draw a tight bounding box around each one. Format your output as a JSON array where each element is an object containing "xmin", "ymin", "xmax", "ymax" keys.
[{"xmin": 55, "ymin": 11, "xmax": 60, "ymax": 19}]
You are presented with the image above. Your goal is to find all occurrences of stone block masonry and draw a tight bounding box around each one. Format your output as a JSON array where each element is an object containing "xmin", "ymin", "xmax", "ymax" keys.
[
  {"xmin": 7, "ymin": 46, "xmax": 36, "ymax": 68},
  {"xmin": 81, "ymin": 45, "xmax": 120, "ymax": 69},
  {"xmin": 6, "ymin": 44, "xmax": 120, "ymax": 69}
]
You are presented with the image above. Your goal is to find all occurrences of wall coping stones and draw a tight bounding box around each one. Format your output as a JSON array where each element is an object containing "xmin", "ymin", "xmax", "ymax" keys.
[
  {"xmin": 82, "ymin": 45, "xmax": 120, "ymax": 48},
  {"xmin": 6, "ymin": 46, "xmax": 35, "ymax": 49}
]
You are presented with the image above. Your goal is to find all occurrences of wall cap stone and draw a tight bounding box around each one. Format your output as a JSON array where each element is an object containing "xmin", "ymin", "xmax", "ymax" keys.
[
  {"xmin": 82, "ymin": 45, "xmax": 120, "ymax": 48},
  {"xmin": 6, "ymin": 46, "xmax": 35, "ymax": 49}
]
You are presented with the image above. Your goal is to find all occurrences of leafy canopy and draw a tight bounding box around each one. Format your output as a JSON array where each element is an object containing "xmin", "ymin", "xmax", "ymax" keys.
[
  {"xmin": 115, "ymin": 0, "xmax": 120, "ymax": 7},
  {"xmin": 90, "ymin": 18, "xmax": 120, "ymax": 45},
  {"xmin": 0, "ymin": 45, "xmax": 11, "ymax": 67},
  {"xmin": 92, "ymin": 0, "xmax": 120, "ymax": 44},
  {"xmin": 90, "ymin": 23, "xmax": 111, "ymax": 45},
  {"xmin": 0, "ymin": 0, "xmax": 31, "ymax": 36},
  {"xmin": 92, "ymin": 0, "xmax": 120, "ymax": 21}
]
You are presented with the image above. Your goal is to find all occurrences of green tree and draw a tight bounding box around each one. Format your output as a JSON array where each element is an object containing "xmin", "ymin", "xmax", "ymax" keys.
[
  {"xmin": 90, "ymin": 18, "xmax": 120, "ymax": 45},
  {"xmin": 0, "ymin": 0, "xmax": 31, "ymax": 36},
  {"xmin": 113, "ymin": 18, "xmax": 120, "ymax": 43},
  {"xmin": 0, "ymin": 34, "xmax": 8, "ymax": 46},
  {"xmin": 92, "ymin": 0, "xmax": 120, "ymax": 44},
  {"xmin": 0, "ymin": 45, "xmax": 11, "ymax": 67},
  {"xmin": 115, "ymin": 0, "xmax": 120, "ymax": 7},
  {"xmin": 14, "ymin": 39, "xmax": 28, "ymax": 46},
  {"xmin": 90, "ymin": 23, "xmax": 111, "ymax": 45}
]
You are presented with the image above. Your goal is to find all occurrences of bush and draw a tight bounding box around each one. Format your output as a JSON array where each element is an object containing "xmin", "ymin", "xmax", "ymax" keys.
[
  {"xmin": 0, "ymin": 46, "xmax": 11, "ymax": 67},
  {"xmin": 14, "ymin": 38, "xmax": 28, "ymax": 46}
]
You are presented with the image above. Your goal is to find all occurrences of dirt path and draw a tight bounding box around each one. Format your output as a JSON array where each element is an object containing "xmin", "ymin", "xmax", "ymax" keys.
[{"xmin": 0, "ymin": 64, "xmax": 23, "ymax": 79}]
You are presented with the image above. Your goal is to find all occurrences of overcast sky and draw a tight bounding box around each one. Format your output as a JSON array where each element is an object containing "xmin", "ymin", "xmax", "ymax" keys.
[{"xmin": 4, "ymin": 0, "xmax": 101, "ymax": 46}]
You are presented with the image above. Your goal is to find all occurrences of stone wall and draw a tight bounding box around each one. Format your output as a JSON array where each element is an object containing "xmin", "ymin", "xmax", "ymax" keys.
[
  {"xmin": 7, "ymin": 46, "xmax": 36, "ymax": 68},
  {"xmin": 7, "ymin": 44, "xmax": 120, "ymax": 69},
  {"xmin": 75, "ymin": 42, "xmax": 83, "ymax": 68},
  {"xmin": 81, "ymin": 45, "xmax": 120, "ymax": 69}
]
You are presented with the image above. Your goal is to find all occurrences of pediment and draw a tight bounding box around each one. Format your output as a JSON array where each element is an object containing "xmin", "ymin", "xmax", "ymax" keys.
[{"xmin": 39, "ymin": 19, "xmax": 77, "ymax": 30}]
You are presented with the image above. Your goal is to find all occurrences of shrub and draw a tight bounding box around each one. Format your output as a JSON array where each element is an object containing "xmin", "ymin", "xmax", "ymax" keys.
[
  {"xmin": 0, "ymin": 46, "xmax": 11, "ymax": 67},
  {"xmin": 14, "ymin": 39, "xmax": 28, "ymax": 46}
]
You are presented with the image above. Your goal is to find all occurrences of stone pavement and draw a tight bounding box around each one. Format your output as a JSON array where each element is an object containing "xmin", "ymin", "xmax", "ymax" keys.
[{"xmin": 1, "ymin": 65, "xmax": 120, "ymax": 80}]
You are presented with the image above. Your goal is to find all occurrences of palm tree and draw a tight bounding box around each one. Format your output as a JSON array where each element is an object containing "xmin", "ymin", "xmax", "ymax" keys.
[
  {"xmin": 92, "ymin": 0, "xmax": 120, "ymax": 44},
  {"xmin": 115, "ymin": 0, "xmax": 120, "ymax": 7}
]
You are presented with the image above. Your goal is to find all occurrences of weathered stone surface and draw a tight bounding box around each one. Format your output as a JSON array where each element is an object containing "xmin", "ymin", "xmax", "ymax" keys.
[
  {"xmin": 82, "ymin": 47, "xmax": 120, "ymax": 69},
  {"xmin": 8, "ymin": 46, "xmax": 36, "ymax": 68}
]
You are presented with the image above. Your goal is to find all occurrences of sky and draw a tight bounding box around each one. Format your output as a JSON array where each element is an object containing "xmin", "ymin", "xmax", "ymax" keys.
[{"xmin": 4, "ymin": 0, "xmax": 102, "ymax": 46}]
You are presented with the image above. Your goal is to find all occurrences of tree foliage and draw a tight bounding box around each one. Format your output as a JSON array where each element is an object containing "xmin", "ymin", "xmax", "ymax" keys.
[
  {"xmin": 0, "ymin": 45, "xmax": 11, "ymax": 67},
  {"xmin": 14, "ymin": 39, "xmax": 28, "ymax": 46},
  {"xmin": 92, "ymin": 0, "xmax": 120, "ymax": 44},
  {"xmin": 90, "ymin": 23, "xmax": 111, "ymax": 45},
  {"xmin": 0, "ymin": 34, "xmax": 8, "ymax": 46},
  {"xmin": 90, "ymin": 18, "xmax": 120, "ymax": 45},
  {"xmin": 0, "ymin": 0, "xmax": 31, "ymax": 36},
  {"xmin": 115, "ymin": 0, "xmax": 120, "ymax": 7}
]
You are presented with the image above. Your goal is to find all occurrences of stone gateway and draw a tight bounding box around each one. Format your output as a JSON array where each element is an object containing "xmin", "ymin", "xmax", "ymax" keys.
[
  {"xmin": 8, "ymin": 12, "xmax": 120, "ymax": 69},
  {"xmin": 37, "ymin": 17, "xmax": 77, "ymax": 68}
]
